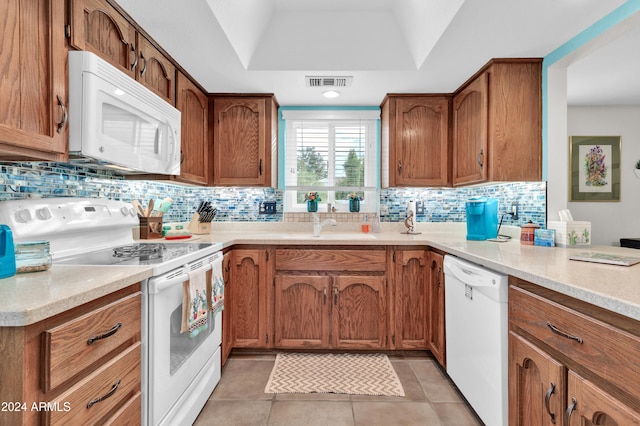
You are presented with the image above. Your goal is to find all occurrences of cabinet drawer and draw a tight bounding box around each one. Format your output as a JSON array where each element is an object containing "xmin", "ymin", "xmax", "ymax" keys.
[
  {"xmin": 509, "ymin": 284, "xmax": 640, "ymax": 400},
  {"xmin": 46, "ymin": 342, "xmax": 141, "ymax": 426},
  {"xmin": 276, "ymin": 249, "xmax": 386, "ymax": 272},
  {"xmin": 43, "ymin": 293, "xmax": 141, "ymax": 392}
]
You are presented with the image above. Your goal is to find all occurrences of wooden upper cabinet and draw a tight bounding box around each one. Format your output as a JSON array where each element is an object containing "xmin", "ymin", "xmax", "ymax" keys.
[
  {"xmin": 381, "ymin": 95, "xmax": 450, "ymax": 187},
  {"xmin": 212, "ymin": 95, "xmax": 278, "ymax": 186},
  {"xmin": 452, "ymin": 74, "xmax": 488, "ymax": 186},
  {"xmin": 453, "ymin": 59, "xmax": 542, "ymax": 186},
  {"xmin": 0, "ymin": 0, "xmax": 67, "ymax": 160},
  {"xmin": 69, "ymin": 0, "xmax": 137, "ymax": 78},
  {"xmin": 136, "ymin": 34, "xmax": 176, "ymax": 105},
  {"xmin": 175, "ymin": 72, "xmax": 209, "ymax": 185}
]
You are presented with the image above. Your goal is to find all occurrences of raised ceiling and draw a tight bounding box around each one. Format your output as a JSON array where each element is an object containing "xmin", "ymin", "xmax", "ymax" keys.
[{"xmin": 116, "ymin": 0, "xmax": 632, "ymax": 106}]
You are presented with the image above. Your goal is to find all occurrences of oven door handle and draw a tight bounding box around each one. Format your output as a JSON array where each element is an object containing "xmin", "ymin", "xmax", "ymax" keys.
[{"xmin": 149, "ymin": 262, "xmax": 213, "ymax": 294}]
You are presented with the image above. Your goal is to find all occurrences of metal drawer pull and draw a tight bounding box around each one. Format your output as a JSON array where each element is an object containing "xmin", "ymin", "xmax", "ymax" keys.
[
  {"xmin": 546, "ymin": 322, "xmax": 583, "ymax": 344},
  {"xmin": 86, "ymin": 379, "xmax": 121, "ymax": 408},
  {"xmin": 544, "ymin": 382, "xmax": 556, "ymax": 424},
  {"xmin": 87, "ymin": 322, "xmax": 122, "ymax": 345},
  {"xmin": 565, "ymin": 397, "xmax": 577, "ymax": 425}
]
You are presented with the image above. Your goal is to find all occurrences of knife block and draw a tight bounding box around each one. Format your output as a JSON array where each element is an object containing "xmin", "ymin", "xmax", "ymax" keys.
[
  {"xmin": 187, "ymin": 213, "xmax": 211, "ymax": 235},
  {"xmin": 140, "ymin": 216, "xmax": 162, "ymax": 239}
]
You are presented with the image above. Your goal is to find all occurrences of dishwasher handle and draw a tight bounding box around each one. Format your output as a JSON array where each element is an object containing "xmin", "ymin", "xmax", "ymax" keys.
[{"xmin": 444, "ymin": 257, "xmax": 501, "ymax": 288}]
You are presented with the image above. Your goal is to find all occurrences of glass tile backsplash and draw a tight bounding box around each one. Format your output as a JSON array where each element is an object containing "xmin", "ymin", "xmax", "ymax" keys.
[{"xmin": 0, "ymin": 162, "xmax": 546, "ymax": 226}]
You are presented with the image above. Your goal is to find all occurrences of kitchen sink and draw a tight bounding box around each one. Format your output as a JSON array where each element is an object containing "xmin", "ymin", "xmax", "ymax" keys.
[{"xmin": 279, "ymin": 233, "xmax": 377, "ymax": 240}]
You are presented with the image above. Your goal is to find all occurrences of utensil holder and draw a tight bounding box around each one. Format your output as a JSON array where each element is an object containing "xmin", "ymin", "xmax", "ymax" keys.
[
  {"xmin": 187, "ymin": 213, "xmax": 212, "ymax": 235},
  {"xmin": 140, "ymin": 216, "xmax": 163, "ymax": 239}
]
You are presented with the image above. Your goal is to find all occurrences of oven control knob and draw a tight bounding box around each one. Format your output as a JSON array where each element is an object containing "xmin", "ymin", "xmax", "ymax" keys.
[
  {"xmin": 120, "ymin": 206, "xmax": 130, "ymax": 216},
  {"xmin": 35, "ymin": 207, "xmax": 52, "ymax": 220},
  {"xmin": 129, "ymin": 207, "xmax": 136, "ymax": 216},
  {"xmin": 15, "ymin": 209, "xmax": 32, "ymax": 223}
]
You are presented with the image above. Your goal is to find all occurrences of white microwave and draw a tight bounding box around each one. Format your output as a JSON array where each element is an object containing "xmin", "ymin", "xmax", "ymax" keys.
[{"xmin": 68, "ymin": 51, "xmax": 181, "ymax": 175}]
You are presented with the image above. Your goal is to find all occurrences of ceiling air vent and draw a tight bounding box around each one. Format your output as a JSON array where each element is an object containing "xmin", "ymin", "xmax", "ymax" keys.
[{"xmin": 306, "ymin": 76, "xmax": 353, "ymax": 88}]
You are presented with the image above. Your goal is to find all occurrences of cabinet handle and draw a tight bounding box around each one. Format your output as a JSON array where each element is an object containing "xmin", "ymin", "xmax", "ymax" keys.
[
  {"xmin": 259, "ymin": 159, "xmax": 263, "ymax": 176},
  {"xmin": 398, "ymin": 160, "xmax": 402, "ymax": 175},
  {"xmin": 324, "ymin": 287, "xmax": 327, "ymax": 304},
  {"xmin": 180, "ymin": 150, "xmax": 185, "ymax": 164},
  {"xmin": 86, "ymin": 379, "xmax": 121, "ymax": 408},
  {"xmin": 546, "ymin": 322, "xmax": 583, "ymax": 344},
  {"xmin": 87, "ymin": 322, "xmax": 122, "ymax": 345},
  {"xmin": 56, "ymin": 95, "xmax": 67, "ymax": 134},
  {"xmin": 130, "ymin": 44, "xmax": 138, "ymax": 71},
  {"xmin": 544, "ymin": 382, "xmax": 557, "ymax": 424},
  {"xmin": 139, "ymin": 51, "xmax": 147, "ymax": 77},
  {"xmin": 477, "ymin": 149, "xmax": 484, "ymax": 168},
  {"xmin": 565, "ymin": 397, "xmax": 577, "ymax": 425},
  {"xmin": 334, "ymin": 287, "xmax": 338, "ymax": 305}
]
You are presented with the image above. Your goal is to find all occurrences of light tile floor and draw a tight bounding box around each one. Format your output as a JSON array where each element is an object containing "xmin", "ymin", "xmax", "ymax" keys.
[{"xmin": 194, "ymin": 352, "xmax": 483, "ymax": 426}]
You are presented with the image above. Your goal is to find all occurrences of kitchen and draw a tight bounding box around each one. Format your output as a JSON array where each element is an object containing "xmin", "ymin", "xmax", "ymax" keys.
[{"xmin": 1, "ymin": 0, "xmax": 640, "ymax": 425}]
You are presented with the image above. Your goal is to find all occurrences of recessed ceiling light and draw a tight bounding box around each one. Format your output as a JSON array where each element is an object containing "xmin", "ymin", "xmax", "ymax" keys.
[{"xmin": 322, "ymin": 90, "xmax": 340, "ymax": 98}]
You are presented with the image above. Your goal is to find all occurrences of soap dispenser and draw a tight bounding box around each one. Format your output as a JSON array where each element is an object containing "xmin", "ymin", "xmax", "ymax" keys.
[{"xmin": 0, "ymin": 225, "xmax": 16, "ymax": 279}]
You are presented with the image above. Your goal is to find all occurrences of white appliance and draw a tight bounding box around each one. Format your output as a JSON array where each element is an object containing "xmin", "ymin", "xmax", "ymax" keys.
[
  {"xmin": 0, "ymin": 198, "xmax": 223, "ymax": 426},
  {"xmin": 444, "ymin": 255, "xmax": 508, "ymax": 426},
  {"xmin": 68, "ymin": 50, "xmax": 181, "ymax": 175}
]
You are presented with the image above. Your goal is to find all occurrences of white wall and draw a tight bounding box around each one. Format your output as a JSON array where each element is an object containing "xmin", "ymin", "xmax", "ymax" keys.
[{"xmin": 568, "ymin": 105, "xmax": 640, "ymax": 245}]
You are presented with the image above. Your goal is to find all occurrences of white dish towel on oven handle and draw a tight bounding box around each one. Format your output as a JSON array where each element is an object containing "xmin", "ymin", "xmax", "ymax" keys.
[
  {"xmin": 209, "ymin": 253, "xmax": 224, "ymax": 317},
  {"xmin": 181, "ymin": 264, "xmax": 210, "ymax": 334}
]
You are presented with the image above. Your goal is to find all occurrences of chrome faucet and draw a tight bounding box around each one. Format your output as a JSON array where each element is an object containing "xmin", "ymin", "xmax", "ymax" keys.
[{"xmin": 312, "ymin": 213, "xmax": 337, "ymax": 237}]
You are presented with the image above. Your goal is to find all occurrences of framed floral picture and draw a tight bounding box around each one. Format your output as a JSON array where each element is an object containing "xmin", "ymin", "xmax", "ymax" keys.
[{"xmin": 569, "ymin": 136, "xmax": 621, "ymax": 201}]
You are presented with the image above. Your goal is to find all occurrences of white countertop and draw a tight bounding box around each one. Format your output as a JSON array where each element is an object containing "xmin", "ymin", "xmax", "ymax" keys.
[{"xmin": 1, "ymin": 222, "xmax": 638, "ymax": 326}]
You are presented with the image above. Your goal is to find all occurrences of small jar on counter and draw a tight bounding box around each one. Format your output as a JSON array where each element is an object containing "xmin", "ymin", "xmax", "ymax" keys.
[
  {"xmin": 520, "ymin": 221, "xmax": 540, "ymax": 245},
  {"xmin": 15, "ymin": 240, "xmax": 52, "ymax": 273}
]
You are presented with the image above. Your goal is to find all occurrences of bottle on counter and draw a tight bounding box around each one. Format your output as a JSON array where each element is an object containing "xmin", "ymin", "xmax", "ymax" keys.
[
  {"xmin": 371, "ymin": 214, "xmax": 381, "ymax": 233},
  {"xmin": 361, "ymin": 214, "xmax": 371, "ymax": 233}
]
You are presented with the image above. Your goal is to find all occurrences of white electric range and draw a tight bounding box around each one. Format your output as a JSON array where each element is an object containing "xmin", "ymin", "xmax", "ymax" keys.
[{"xmin": 0, "ymin": 198, "xmax": 223, "ymax": 426}]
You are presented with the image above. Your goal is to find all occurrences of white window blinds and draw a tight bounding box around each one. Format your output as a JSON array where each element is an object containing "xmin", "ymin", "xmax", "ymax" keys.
[{"xmin": 282, "ymin": 109, "xmax": 379, "ymax": 211}]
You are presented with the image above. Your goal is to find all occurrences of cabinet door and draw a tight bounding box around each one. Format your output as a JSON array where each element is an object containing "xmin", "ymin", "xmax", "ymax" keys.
[
  {"xmin": 394, "ymin": 250, "xmax": 428, "ymax": 349},
  {"xmin": 452, "ymin": 72, "xmax": 488, "ymax": 186},
  {"xmin": 136, "ymin": 35, "xmax": 176, "ymax": 105},
  {"xmin": 221, "ymin": 251, "xmax": 232, "ymax": 365},
  {"xmin": 213, "ymin": 97, "xmax": 267, "ymax": 186},
  {"xmin": 175, "ymin": 72, "xmax": 209, "ymax": 185},
  {"xmin": 274, "ymin": 275, "xmax": 330, "ymax": 349},
  {"xmin": 0, "ymin": 0, "xmax": 67, "ymax": 159},
  {"xmin": 566, "ymin": 370, "xmax": 640, "ymax": 426},
  {"xmin": 427, "ymin": 251, "xmax": 446, "ymax": 366},
  {"xmin": 69, "ymin": 0, "xmax": 137, "ymax": 77},
  {"xmin": 230, "ymin": 249, "xmax": 270, "ymax": 348},
  {"xmin": 394, "ymin": 97, "xmax": 449, "ymax": 186},
  {"xmin": 332, "ymin": 275, "xmax": 386, "ymax": 349},
  {"xmin": 509, "ymin": 331, "xmax": 566, "ymax": 426}
]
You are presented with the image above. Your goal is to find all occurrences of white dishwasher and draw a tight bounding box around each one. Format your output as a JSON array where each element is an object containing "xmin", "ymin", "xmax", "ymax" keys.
[{"xmin": 444, "ymin": 255, "xmax": 508, "ymax": 426}]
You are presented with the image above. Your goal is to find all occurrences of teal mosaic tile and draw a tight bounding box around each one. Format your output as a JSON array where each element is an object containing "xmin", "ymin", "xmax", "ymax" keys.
[{"xmin": 1, "ymin": 163, "xmax": 546, "ymax": 226}]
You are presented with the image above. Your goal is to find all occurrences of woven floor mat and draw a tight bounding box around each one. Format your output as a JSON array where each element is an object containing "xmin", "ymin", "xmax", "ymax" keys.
[{"xmin": 264, "ymin": 352, "xmax": 405, "ymax": 397}]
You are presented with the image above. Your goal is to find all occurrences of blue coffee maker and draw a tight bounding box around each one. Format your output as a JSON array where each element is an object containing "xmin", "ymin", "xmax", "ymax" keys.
[
  {"xmin": 466, "ymin": 197, "xmax": 498, "ymax": 240},
  {"xmin": 0, "ymin": 225, "xmax": 16, "ymax": 278}
]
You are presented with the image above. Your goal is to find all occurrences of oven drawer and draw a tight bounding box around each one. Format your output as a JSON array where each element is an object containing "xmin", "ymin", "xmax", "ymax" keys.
[
  {"xmin": 509, "ymin": 283, "xmax": 640, "ymax": 400},
  {"xmin": 42, "ymin": 292, "xmax": 141, "ymax": 392},
  {"xmin": 46, "ymin": 342, "xmax": 141, "ymax": 426}
]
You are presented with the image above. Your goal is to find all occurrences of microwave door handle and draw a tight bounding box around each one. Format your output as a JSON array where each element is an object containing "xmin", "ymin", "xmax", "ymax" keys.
[
  {"xmin": 167, "ymin": 120, "xmax": 180, "ymax": 163},
  {"xmin": 154, "ymin": 127, "xmax": 160, "ymax": 154}
]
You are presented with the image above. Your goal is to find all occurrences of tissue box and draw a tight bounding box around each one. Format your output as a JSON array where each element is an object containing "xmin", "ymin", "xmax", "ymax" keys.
[{"xmin": 547, "ymin": 221, "xmax": 591, "ymax": 247}]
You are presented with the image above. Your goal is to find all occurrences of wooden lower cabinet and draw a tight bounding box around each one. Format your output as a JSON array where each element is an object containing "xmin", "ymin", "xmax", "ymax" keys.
[
  {"xmin": 221, "ymin": 250, "xmax": 233, "ymax": 365},
  {"xmin": 508, "ymin": 278, "xmax": 640, "ymax": 426},
  {"xmin": 393, "ymin": 249, "xmax": 428, "ymax": 349},
  {"xmin": 426, "ymin": 250, "xmax": 445, "ymax": 366},
  {"xmin": 274, "ymin": 273, "xmax": 386, "ymax": 350},
  {"xmin": 274, "ymin": 275, "xmax": 330, "ymax": 349},
  {"xmin": 273, "ymin": 248, "xmax": 387, "ymax": 350},
  {"xmin": 229, "ymin": 248, "xmax": 272, "ymax": 348},
  {"xmin": 0, "ymin": 285, "xmax": 141, "ymax": 426}
]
